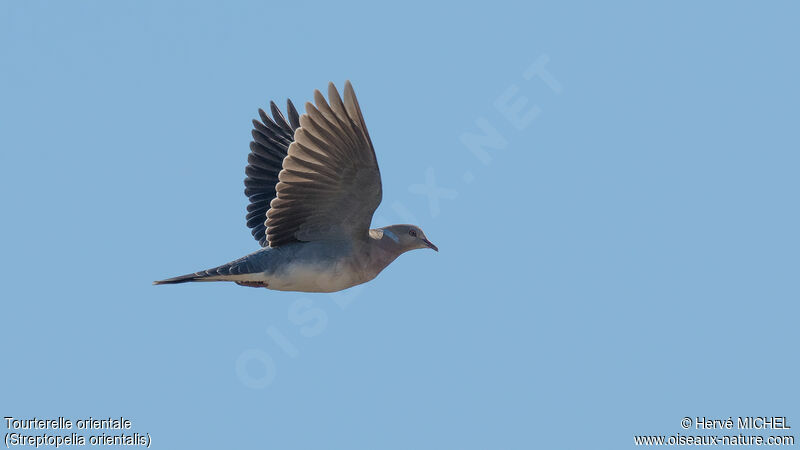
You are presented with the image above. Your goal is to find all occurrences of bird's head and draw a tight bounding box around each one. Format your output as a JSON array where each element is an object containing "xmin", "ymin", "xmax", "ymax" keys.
[{"xmin": 379, "ymin": 224, "xmax": 438, "ymax": 252}]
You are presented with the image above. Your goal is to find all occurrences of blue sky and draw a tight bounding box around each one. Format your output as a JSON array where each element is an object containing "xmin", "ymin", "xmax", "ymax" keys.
[{"xmin": 1, "ymin": 1, "xmax": 798, "ymax": 449}]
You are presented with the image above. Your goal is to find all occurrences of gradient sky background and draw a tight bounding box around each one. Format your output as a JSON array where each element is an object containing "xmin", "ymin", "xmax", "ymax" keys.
[{"xmin": 1, "ymin": 1, "xmax": 798, "ymax": 449}]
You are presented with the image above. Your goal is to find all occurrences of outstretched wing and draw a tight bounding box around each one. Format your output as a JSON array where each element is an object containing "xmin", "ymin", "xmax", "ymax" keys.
[
  {"xmin": 264, "ymin": 81, "xmax": 382, "ymax": 247},
  {"xmin": 244, "ymin": 100, "xmax": 300, "ymax": 247}
]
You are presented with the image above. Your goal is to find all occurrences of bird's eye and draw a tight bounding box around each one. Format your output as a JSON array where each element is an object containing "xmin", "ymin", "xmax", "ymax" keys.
[{"xmin": 409, "ymin": 230, "xmax": 417, "ymax": 237}]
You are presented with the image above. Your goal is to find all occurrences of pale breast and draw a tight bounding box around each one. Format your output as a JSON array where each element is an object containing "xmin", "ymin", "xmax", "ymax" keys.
[{"xmin": 266, "ymin": 259, "xmax": 364, "ymax": 293}]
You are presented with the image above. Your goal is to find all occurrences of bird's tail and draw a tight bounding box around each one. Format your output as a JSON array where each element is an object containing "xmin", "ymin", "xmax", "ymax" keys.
[
  {"xmin": 153, "ymin": 252, "xmax": 264, "ymax": 285},
  {"xmin": 152, "ymin": 271, "xmax": 211, "ymax": 285}
]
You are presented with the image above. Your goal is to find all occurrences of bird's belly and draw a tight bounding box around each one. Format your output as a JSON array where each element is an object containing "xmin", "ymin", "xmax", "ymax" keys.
[{"xmin": 266, "ymin": 260, "xmax": 363, "ymax": 293}]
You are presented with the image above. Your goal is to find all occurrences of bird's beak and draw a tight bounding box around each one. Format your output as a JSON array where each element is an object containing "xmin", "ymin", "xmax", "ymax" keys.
[{"xmin": 422, "ymin": 238, "xmax": 438, "ymax": 252}]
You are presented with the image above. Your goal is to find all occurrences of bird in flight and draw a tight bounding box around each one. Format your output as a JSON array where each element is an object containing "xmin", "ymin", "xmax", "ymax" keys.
[{"xmin": 154, "ymin": 81, "xmax": 437, "ymax": 292}]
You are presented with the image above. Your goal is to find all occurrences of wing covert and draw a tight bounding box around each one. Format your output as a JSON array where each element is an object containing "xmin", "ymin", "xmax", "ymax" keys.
[{"xmin": 264, "ymin": 81, "xmax": 382, "ymax": 247}]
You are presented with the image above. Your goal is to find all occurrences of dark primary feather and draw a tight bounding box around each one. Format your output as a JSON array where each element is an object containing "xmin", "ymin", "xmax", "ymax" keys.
[{"xmin": 244, "ymin": 99, "xmax": 300, "ymax": 247}]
